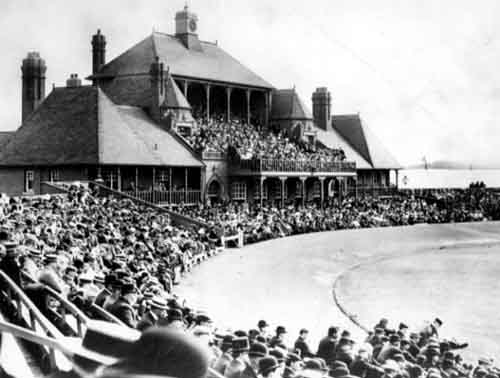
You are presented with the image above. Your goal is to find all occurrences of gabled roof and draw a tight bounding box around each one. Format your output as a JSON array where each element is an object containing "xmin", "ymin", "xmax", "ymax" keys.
[
  {"xmin": 271, "ymin": 89, "xmax": 313, "ymax": 120},
  {"xmin": 0, "ymin": 132, "xmax": 14, "ymax": 149},
  {"xmin": 329, "ymin": 114, "xmax": 401, "ymax": 169},
  {"xmin": 93, "ymin": 32, "xmax": 273, "ymax": 89},
  {"xmin": 0, "ymin": 86, "xmax": 202, "ymax": 167},
  {"xmin": 164, "ymin": 74, "xmax": 190, "ymax": 109},
  {"xmin": 314, "ymin": 125, "xmax": 373, "ymax": 169}
]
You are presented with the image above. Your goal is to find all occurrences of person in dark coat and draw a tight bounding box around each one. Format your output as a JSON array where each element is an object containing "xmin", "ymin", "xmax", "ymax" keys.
[
  {"xmin": 317, "ymin": 326, "xmax": 338, "ymax": 367},
  {"xmin": 108, "ymin": 281, "xmax": 138, "ymax": 328},
  {"xmin": 239, "ymin": 342, "xmax": 268, "ymax": 378},
  {"xmin": 0, "ymin": 242, "xmax": 21, "ymax": 287},
  {"xmin": 294, "ymin": 328, "xmax": 314, "ymax": 358},
  {"xmin": 269, "ymin": 326, "xmax": 287, "ymax": 348}
]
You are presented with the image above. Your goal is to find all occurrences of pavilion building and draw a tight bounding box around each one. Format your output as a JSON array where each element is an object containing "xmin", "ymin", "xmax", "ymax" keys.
[{"xmin": 0, "ymin": 6, "xmax": 399, "ymax": 205}]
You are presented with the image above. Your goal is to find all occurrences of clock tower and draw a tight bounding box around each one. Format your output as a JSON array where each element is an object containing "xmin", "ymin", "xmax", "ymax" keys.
[{"xmin": 175, "ymin": 5, "xmax": 202, "ymax": 51}]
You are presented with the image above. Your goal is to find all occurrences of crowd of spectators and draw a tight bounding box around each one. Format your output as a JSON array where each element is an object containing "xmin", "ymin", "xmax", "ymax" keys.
[
  {"xmin": 1, "ymin": 185, "xmax": 500, "ymax": 377},
  {"xmin": 184, "ymin": 115, "xmax": 346, "ymax": 162},
  {"xmin": 178, "ymin": 188, "xmax": 500, "ymax": 244}
]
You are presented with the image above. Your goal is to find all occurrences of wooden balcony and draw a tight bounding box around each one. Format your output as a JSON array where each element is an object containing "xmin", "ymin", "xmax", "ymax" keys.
[
  {"xmin": 231, "ymin": 158, "xmax": 356, "ymax": 176},
  {"xmin": 201, "ymin": 150, "xmax": 226, "ymax": 160},
  {"xmin": 122, "ymin": 190, "xmax": 201, "ymax": 206}
]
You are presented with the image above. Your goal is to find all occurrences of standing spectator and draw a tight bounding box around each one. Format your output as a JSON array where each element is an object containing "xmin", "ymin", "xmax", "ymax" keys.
[
  {"xmin": 0, "ymin": 242, "xmax": 21, "ymax": 287},
  {"xmin": 269, "ymin": 326, "xmax": 287, "ymax": 348},
  {"xmin": 317, "ymin": 326, "xmax": 338, "ymax": 367},
  {"xmin": 294, "ymin": 329, "xmax": 314, "ymax": 358}
]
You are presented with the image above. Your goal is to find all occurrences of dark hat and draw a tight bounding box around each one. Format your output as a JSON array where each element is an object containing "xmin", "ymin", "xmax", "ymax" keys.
[
  {"xmin": 255, "ymin": 335, "xmax": 267, "ymax": 344},
  {"xmin": 331, "ymin": 366, "xmax": 350, "ymax": 377},
  {"xmin": 168, "ymin": 308, "xmax": 183, "ymax": 322},
  {"xmin": 222, "ymin": 335, "xmax": 233, "ymax": 349},
  {"xmin": 399, "ymin": 322, "xmax": 409, "ymax": 330},
  {"xmin": 287, "ymin": 352, "xmax": 301, "ymax": 363},
  {"xmin": 299, "ymin": 328, "xmax": 309, "ymax": 334},
  {"xmin": 258, "ymin": 356, "xmax": 280, "ymax": 375},
  {"xmin": 331, "ymin": 361, "xmax": 348, "ymax": 370},
  {"xmin": 276, "ymin": 326, "xmax": 287, "ymax": 335},
  {"xmin": 434, "ymin": 318, "xmax": 443, "ymax": 326},
  {"xmin": 443, "ymin": 351, "xmax": 455, "ymax": 360},
  {"xmin": 304, "ymin": 359, "xmax": 322, "ymax": 371},
  {"xmin": 195, "ymin": 312, "xmax": 211, "ymax": 323},
  {"xmin": 341, "ymin": 330, "xmax": 351, "ymax": 338},
  {"xmin": 234, "ymin": 330, "xmax": 248, "ymax": 338},
  {"xmin": 328, "ymin": 326, "xmax": 339, "ymax": 337},
  {"xmin": 109, "ymin": 327, "xmax": 210, "ymax": 378},
  {"xmin": 120, "ymin": 280, "xmax": 137, "ymax": 295},
  {"xmin": 232, "ymin": 337, "xmax": 250, "ymax": 353},
  {"xmin": 389, "ymin": 334, "xmax": 400, "ymax": 344},
  {"xmin": 249, "ymin": 342, "xmax": 268, "ymax": 358},
  {"xmin": 248, "ymin": 329, "xmax": 260, "ymax": 338},
  {"xmin": 258, "ymin": 319, "xmax": 269, "ymax": 328},
  {"xmin": 269, "ymin": 348, "xmax": 285, "ymax": 363}
]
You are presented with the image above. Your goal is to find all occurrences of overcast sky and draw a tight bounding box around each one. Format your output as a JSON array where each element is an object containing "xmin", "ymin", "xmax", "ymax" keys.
[{"xmin": 0, "ymin": 0, "xmax": 499, "ymax": 166}]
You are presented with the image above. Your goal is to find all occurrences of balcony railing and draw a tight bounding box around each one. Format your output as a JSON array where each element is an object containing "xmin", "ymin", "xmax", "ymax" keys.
[
  {"xmin": 235, "ymin": 158, "xmax": 356, "ymax": 174},
  {"xmin": 122, "ymin": 190, "xmax": 201, "ymax": 206},
  {"xmin": 201, "ymin": 150, "xmax": 226, "ymax": 160}
]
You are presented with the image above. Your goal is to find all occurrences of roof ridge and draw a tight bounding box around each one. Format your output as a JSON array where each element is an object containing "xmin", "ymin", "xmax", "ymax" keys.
[
  {"xmin": 151, "ymin": 32, "xmax": 159, "ymax": 59},
  {"xmin": 355, "ymin": 115, "xmax": 373, "ymax": 166}
]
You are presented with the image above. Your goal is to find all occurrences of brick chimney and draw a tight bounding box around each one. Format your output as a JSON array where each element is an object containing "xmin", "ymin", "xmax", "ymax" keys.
[
  {"xmin": 91, "ymin": 29, "xmax": 106, "ymax": 84},
  {"xmin": 66, "ymin": 74, "xmax": 82, "ymax": 88},
  {"xmin": 149, "ymin": 56, "xmax": 166, "ymax": 123},
  {"xmin": 21, "ymin": 52, "xmax": 46, "ymax": 123},
  {"xmin": 312, "ymin": 87, "xmax": 332, "ymax": 131}
]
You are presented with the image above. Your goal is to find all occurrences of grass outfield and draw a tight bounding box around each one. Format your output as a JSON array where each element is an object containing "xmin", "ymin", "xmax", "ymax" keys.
[{"xmin": 175, "ymin": 221, "xmax": 500, "ymax": 359}]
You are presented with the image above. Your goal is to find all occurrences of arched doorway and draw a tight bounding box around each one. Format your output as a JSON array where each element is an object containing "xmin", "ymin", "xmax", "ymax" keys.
[{"xmin": 207, "ymin": 179, "xmax": 223, "ymax": 203}]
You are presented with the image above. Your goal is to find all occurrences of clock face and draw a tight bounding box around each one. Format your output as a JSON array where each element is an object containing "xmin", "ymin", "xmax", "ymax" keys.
[{"xmin": 189, "ymin": 19, "xmax": 197, "ymax": 32}]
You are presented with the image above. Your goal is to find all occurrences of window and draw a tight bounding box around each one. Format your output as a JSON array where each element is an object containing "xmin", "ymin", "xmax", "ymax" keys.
[
  {"xmin": 254, "ymin": 180, "xmax": 268, "ymax": 199},
  {"xmin": 102, "ymin": 168, "xmax": 117, "ymax": 190},
  {"xmin": 312, "ymin": 181, "xmax": 321, "ymax": 198},
  {"xmin": 49, "ymin": 169, "xmax": 60, "ymax": 182},
  {"xmin": 231, "ymin": 181, "xmax": 247, "ymax": 200},
  {"xmin": 25, "ymin": 170, "xmax": 35, "ymax": 193}
]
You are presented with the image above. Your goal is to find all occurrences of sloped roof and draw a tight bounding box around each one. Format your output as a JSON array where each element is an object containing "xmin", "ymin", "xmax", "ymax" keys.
[
  {"xmin": 93, "ymin": 32, "xmax": 273, "ymax": 89},
  {"xmin": 164, "ymin": 74, "xmax": 190, "ymax": 109},
  {"xmin": 0, "ymin": 132, "xmax": 15, "ymax": 149},
  {"xmin": 314, "ymin": 126, "xmax": 372, "ymax": 169},
  {"xmin": 0, "ymin": 86, "xmax": 202, "ymax": 167},
  {"xmin": 330, "ymin": 114, "xmax": 401, "ymax": 169},
  {"xmin": 271, "ymin": 89, "xmax": 313, "ymax": 120}
]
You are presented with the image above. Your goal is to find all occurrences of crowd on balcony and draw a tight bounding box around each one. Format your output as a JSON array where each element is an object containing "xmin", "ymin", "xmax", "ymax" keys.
[
  {"xmin": 0, "ymin": 185, "xmax": 499, "ymax": 376},
  {"xmin": 184, "ymin": 114, "xmax": 346, "ymax": 162}
]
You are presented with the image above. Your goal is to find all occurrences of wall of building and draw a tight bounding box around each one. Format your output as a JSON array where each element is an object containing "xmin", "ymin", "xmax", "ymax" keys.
[
  {"xmin": 0, "ymin": 168, "xmax": 27, "ymax": 196},
  {"xmin": 0, "ymin": 166, "xmax": 91, "ymax": 196},
  {"xmin": 203, "ymin": 158, "xmax": 228, "ymax": 200}
]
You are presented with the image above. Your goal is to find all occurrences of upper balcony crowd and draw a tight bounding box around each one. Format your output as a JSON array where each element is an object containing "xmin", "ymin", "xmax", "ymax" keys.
[{"xmin": 184, "ymin": 114, "xmax": 346, "ymax": 163}]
